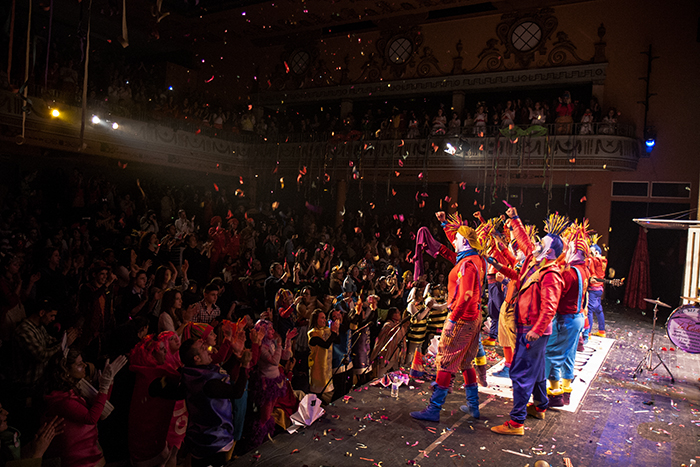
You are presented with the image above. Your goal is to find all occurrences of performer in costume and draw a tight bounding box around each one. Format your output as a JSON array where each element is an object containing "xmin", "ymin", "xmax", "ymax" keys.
[
  {"xmin": 405, "ymin": 285, "xmax": 430, "ymax": 366},
  {"xmin": 490, "ymin": 209, "xmax": 565, "ymax": 436},
  {"xmin": 484, "ymin": 218, "xmax": 532, "ymax": 378},
  {"xmin": 410, "ymin": 211, "xmax": 486, "ymax": 422},
  {"xmin": 423, "ymin": 284, "xmax": 449, "ymax": 345},
  {"xmin": 544, "ymin": 222, "xmax": 591, "ymax": 407},
  {"xmin": 586, "ymin": 235, "xmax": 607, "ymax": 338}
]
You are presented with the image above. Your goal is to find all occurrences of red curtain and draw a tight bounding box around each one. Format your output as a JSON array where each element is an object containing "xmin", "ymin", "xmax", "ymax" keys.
[{"xmin": 624, "ymin": 227, "xmax": 651, "ymax": 310}]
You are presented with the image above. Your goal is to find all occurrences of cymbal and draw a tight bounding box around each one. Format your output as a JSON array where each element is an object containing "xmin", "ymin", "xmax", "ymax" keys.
[
  {"xmin": 681, "ymin": 296, "xmax": 700, "ymax": 303},
  {"xmin": 643, "ymin": 298, "xmax": 672, "ymax": 308}
]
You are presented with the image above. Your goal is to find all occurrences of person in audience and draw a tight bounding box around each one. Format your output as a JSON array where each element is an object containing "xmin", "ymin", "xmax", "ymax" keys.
[
  {"xmin": 307, "ymin": 309, "xmax": 338, "ymax": 401},
  {"xmin": 42, "ymin": 350, "xmax": 128, "ymax": 467}
]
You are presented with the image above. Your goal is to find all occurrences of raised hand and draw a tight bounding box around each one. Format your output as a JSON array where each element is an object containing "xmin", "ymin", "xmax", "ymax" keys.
[{"xmin": 31, "ymin": 416, "xmax": 64, "ymax": 458}]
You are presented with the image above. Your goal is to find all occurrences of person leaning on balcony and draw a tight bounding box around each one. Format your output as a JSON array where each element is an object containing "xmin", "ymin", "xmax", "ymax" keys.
[{"xmin": 555, "ymin": 91, "xmax": 574, "ymax": 135}]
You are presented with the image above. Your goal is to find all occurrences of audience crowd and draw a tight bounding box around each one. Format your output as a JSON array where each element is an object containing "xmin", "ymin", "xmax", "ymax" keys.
[{"xmin": 0, "ymin": 164, "xmax": 459, "ymax": 466}]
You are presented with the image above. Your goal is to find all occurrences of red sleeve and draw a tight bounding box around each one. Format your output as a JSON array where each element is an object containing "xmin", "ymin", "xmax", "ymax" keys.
[
  {"xmin": 510, "ymin": 217, "xmax": 535, "ymax": 257},
  {"xmin": 531, "ymin": 271, "xmax": 563, "ymax": 336},
  {"xmin": 211, "ymin": 339, "xmax": 233, "ymax": 365},
  {"xmin": 50, "ymin": 391, "xmax": 108, "ymax": 426},
  {"xmin": 447, "ymin": 260, "xmax": 481, "ymax": 321}
]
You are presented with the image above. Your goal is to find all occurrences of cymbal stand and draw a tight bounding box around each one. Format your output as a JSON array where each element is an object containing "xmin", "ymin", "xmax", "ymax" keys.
[{"xmin": 633, "ymin": 301, "xmax": 675, "ymax": 383}]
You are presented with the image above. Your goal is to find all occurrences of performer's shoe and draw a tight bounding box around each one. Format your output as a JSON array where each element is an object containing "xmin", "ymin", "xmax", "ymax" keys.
[
  {"xmin": 592, "ymin": 331, "xmax": 606, "ymax": 337},
  {"xmin": 491, "ymin": 420, "xmax": 524, "ymax": 436},
  {"xmin": 577, "ymin": 341, "xmax": 585, "ymax": 352},
  {"xmin": 459, "ymin": 384, "xmax": 480, "ymax": 418},
  {"xmin": 548, "ymin": 393, "xmax": 565, "ymax": 408},
  {"xmin": 475, "ymin": 365, "xmax": 488, "ymax": 387},
  {"xmin": 491, "ymin": 366, "xmax": 510, "ymax": 378},
  {"xmin": 526, "ymin": 403, "xmax": 546, "ymax": 419},
  {"xmin": 562, "ymin": 391, "xmax": 571, "ymax": 406},
  {"xmin": 410, "ymin": 384, "xmax": 448, "ymax": 422},
  {"xmin": 482, "ymin": 338, "xmax": 497, "ymax": 346}
]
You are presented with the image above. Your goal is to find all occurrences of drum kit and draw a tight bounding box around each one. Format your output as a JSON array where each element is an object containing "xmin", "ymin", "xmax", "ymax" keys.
[{"xmin": 633, "ymin": 295, "xmax": 700, "ymax": 383}]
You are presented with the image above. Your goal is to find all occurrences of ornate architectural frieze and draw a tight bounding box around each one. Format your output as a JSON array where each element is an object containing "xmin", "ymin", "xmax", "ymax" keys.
[{"xmin": 256, "ymin": 62, "xmax": 607, "ymax": 105}]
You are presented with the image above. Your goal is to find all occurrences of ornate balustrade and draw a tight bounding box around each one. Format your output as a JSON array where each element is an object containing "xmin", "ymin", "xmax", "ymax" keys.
[{"xmin": 0, "ymin": 91, "xmax": 639, "ymax": 175}]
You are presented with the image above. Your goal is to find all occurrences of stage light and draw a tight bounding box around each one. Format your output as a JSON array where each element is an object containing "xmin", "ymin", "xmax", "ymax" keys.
[
  {"xmin": 51, "ymin": 109, "xmax": 60, "ymax": 118},
  {"xmin": 91, "ymin": 115, "xmax": 100, "ymax": 124},
  {"xmin": 644, "ymin": 126, "xmax": 656, "ymax": 154},
  {"xmin": 112, "ymin": 122, "xmax": 119, "ymax": 130}
]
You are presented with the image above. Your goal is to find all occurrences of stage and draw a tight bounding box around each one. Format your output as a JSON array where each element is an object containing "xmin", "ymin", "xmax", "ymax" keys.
[{"xmin": 231, "ymin": 305, "xmax": 700, "ymax": 467}]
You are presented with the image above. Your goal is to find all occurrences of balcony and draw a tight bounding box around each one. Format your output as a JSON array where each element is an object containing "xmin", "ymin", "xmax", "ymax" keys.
[{"xmin": 0, "ymin": 91, "xmax": 640, "ymax": 175}]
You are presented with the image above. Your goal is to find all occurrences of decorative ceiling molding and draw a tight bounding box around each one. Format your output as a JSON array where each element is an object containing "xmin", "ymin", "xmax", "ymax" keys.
[{"xmin": 256, "ymin": 62, "xmax": 608, "ymax": 105}]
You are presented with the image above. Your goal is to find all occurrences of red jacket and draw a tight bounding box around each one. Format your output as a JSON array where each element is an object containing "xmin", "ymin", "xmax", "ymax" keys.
[
  {"xmin": 586, "ymin": 256, "xmax": 607, "ymax": 291},
  {"xmin": 446, "ymin": 254, "xmax": 485, "ymax": 322},
  {"xmin": 507, "ymin": 217, "xmax": 563, "ymax": 336},
  {"xmin": 556, "ymin": 263, "xmax": 590, "ymax": 315}
]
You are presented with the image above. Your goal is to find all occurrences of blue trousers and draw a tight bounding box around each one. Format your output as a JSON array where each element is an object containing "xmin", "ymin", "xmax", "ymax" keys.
[
  {"xmin": 510, "ymin": 332, "xmax": 550, "ymax": 423},
  {"xmin": 488, "ymin": 282, "xmax": 506, "ymax": 339},
  {"xmin": 545, "ymin": 313, "xmax": 585, "ymax": 381},
  {"xmin": 587, "ymin": 289, "xmax": 604, "ymax": 332}
]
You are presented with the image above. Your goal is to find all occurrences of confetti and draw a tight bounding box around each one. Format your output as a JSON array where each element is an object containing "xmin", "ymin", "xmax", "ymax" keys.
[{"xmin": 502, "ymin": 449, "xmax": 531, "ymax": 458}]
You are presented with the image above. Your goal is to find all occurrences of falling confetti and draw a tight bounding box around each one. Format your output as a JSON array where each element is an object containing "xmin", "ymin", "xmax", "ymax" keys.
[{"xmin": 213, "ymin": 183, "xmax": 219, "ymax": 192}]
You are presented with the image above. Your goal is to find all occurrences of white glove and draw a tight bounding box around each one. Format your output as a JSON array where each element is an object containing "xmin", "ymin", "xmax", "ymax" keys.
[{"xmin": 98, "ymin": 355, "xmax": 128, "ymax": 393}]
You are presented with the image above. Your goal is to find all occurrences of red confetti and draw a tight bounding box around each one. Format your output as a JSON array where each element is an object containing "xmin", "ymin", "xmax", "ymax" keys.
[
  {"xmin": 395, "ymin": 171, "xmax": 400, "ymax": 177},
  {"xmin": 239, "ymin": 176, "xmax": 244, "ymax": 184},
  {"xmin": 418, "ymin": 200, "xmax": 425, "ymax": 208},
  {"xmin": 580, "ymin": 196, "xmax": 587, "ymax": 202},
  {"xmin": 398, "ymin": 160, "xmax": 404, "ymax": 167},
  {"xmin": 459, "ymin": 182, "xmax": 467, "ymax": 190},
  {"xmin": 213, "ymin": 183, "xmax": 219, "ymax": 191},
  {"xmin": 284, "ymin": 61, "xmax": 290, "ymax": 73},
  {"xmin": 398, "ymin": 140, "xmax": 404, "ymax": 147},
  {"xmin": 118, "ymin": 161, "xmax": 127, "ymax": 169},
  {"xmin": 444, "ymin": 196, "xmax": 451, "ymax": 202},
  {"xmin": 354, "ymin": 227, "xmax": 362, "ymax": 233},
  {"xmin": 205, "ymin": 75, "xmax": 214, "ymax": 83},
  {"xmin": 418, "ymin": 172, "xmax": 424, "ymax": 180}
]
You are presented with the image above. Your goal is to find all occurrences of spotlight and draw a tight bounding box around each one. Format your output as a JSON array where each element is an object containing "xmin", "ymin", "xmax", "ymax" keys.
[
  {"xmin": 50, "ymin": 109, "xmax": 60, "ymax": 118},
  {"xmin": 112, "ymin": 122, "xmax": 119, "ymax": 130},
  {"xmin": 91, "ymin": 115, "xmax": 100, "ymax": 124}
]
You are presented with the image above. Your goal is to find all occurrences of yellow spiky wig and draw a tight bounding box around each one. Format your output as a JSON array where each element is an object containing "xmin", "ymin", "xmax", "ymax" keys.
[
  {"xmin": 444, "ymin": 213, "xmax": 485, "ymax": 253},
  {"xmin": 542, "ymin": 213, "xmax": 570, "ymax": 257},
  {"xmin": 567, "ymin": 221, "xmax": 590, "ymax": 253}
]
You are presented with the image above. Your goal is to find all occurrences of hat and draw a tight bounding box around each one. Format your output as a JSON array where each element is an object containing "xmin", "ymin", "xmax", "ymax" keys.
[{"xmin": 183, "ymin": 323, "xmax": 214, "ymax": 341}]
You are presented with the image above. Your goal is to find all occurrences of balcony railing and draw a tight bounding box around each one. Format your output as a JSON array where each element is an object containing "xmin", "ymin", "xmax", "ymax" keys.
[{"xmin": 0, "ymin": 91, "xmax": 640, "ymax": 174}]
